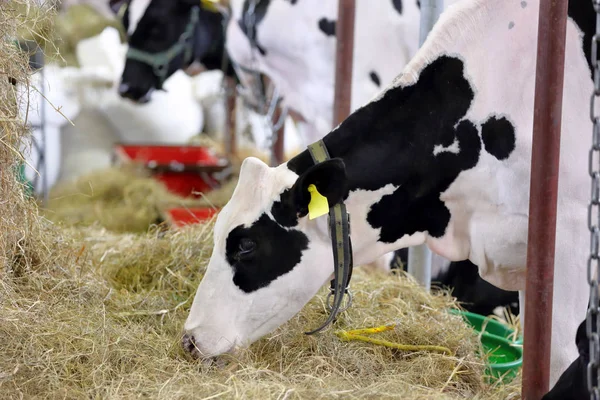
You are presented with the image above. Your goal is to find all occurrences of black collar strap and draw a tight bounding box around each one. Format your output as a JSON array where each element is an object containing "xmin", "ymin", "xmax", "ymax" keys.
[{"xmin": 305, "ymin": 140, "xmax": 354, "ymax": 335}]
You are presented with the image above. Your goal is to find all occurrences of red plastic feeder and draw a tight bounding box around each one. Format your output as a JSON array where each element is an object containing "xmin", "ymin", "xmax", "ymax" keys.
[
  {"xmin": 165, "ymin": 207, "xmax": 220, "ymax": 228},
  {"xmin": 114, "ymin": 144, "xmax": 230, "ymax": 198}
]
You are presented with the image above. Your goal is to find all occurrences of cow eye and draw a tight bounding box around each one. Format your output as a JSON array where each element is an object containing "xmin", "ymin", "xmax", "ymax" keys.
[{"xmin": 237, "ymin": 238, "xmax": 256, "ymax": 258}]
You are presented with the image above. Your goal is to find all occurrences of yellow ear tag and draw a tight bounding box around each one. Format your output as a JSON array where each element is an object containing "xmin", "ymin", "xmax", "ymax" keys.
[
  {"xmin": 200, "ymin": 0, "xmax": 220, "ymax": 12},
  {"xmin": 307, "ymin": 184, "xmax": 329, "ymax": 220}
]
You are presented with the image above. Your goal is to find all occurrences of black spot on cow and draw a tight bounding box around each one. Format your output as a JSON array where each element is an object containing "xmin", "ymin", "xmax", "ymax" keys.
[
  {"xmin": 285, "ymin": 0, "xmax": 298, "ymax": 4},
  {"xmin": 318, "ymin": 18, "xmax": 336, "ymax": 37},
  {"xmin": 392, "ymin": 0, "xmax": 402, "ymax": 14},
  {"xmin": 416, "ymin": 0, "xmax": 420, "ymax": 9},
  {"xmin": 238, "ymin": 0, "xmax": 271, "ymax": 56},
  {"xmin": 369, "ymin": 71, "xmax": 381, "ymax": 87},
  {"xmin": 508, "ymin": 21, "xmax": 515, "ymax": 29},
  {"xmin": 289, "ymin": 56, "xmax": 490, "ymax": 242},
  {"xmin": 226, "ymin": 214, "xmax": 309, "ymax": 292},
  {"xmin": 542, "ymin": 317, "xmax": 590, "ymax": 400},
  {"xmin": 520, "ymin": 1, "xmax": 527, "ymax": 8},
  {"xmin": 481, "ymin": 116, "xmax": 516, "ymax": 161},
  {"xmin": 568, "ymin": 0, "xmax": 594, "ymax": 78}
]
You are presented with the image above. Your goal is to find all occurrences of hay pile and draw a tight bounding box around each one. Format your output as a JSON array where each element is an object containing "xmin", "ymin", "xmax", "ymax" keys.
[
  {"xmin": 52, "ymin": 3, "xmax": 126, "ymax": 66},
  {"xmin": 0, "ymin": 0, "xmax": 66, "ymax": 276},
  {"xmin": 43, "ymin": 165, "xmax": 238, "ymax": 232},
  {"xmin": 42, "ymin": 139, "xmax": 276, "ymax": 233},
  {"xmin": 45, "ymin": 166, "xmax": 192, "ymax": 232},
  {"xmin": 16, "ymin": 2, "xmax": 126, "ymax": 66},
  {"xmin": 1, "ymin": 221, "xmax": 521, "ymax": 399}
]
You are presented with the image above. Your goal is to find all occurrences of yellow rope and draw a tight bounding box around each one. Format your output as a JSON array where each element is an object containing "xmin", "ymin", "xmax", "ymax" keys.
[{"xmin": 335, "ymin": 325, "xmax": 453, "ymax": 356}]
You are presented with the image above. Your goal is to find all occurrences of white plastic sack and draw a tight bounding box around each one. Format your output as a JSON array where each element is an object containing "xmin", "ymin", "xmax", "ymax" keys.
[
  {"xmin": 59, "ymin": 109, "xmax": 119, "ymax": 182},
  {"xmin": 76, "ymin": 26, "xmax": 125, "ymax": 76},
  {"xmin": 100, "ymin": 70, "xmax": 204, "ymax": 144},
  {"xmin": 19, "ymin": 64, "xmax": 81, "ymax": 195}
]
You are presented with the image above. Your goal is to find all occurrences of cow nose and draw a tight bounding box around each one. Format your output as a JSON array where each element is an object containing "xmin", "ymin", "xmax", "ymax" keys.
[
  {"xmin": 118, "ymin": 83, "xmax": 130, "ymax": 96},
  {"xmin": 182, "ymin": 333, "xmax": 199, "ymax": 358}
]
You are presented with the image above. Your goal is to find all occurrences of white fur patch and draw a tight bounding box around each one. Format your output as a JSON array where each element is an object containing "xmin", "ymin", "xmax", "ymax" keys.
[
  {"xmin": 127, "ymin": 0, "xmax": 151, "ymax": 36},
  {"xmin": 433, "ymin": 138, "xmax": 460, "ymax": 156}
]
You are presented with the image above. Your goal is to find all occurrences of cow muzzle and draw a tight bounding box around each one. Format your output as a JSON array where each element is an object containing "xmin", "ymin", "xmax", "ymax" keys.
[
  {"xmin": 118, "ymin": 83, "xmax": 154, "ymax": 104},
  {"xmin": 180, "ymin": 328, "xmax": 236, "ymax": 360}
]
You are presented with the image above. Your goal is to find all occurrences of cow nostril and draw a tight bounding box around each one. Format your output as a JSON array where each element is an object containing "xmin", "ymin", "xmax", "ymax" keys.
[
  {"xmin": 182, "ymin": 333, "xmax": 199, "ymax": 357},
  {"xmin": 118, "ymin": 83, "xmax": 130, "ymax": 96}
]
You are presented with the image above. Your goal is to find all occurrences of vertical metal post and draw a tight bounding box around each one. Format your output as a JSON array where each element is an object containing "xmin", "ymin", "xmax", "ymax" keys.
[
  {"xmin": 522, "ymin": 0, "xmax": 569, "ymax": 398},
  {"xmin": 271, "ymin": 107, "xmax": 285, "ymax": 165},
  {"xmin": 332, "ymin": 0, "xmax": 356, "ymax": 126},
  {"xmin": 418, "ymin": 0, "xmax": 443, "ymax": 45},
  {"xmin": 224, "ymin": 76, "xmax": 237, "ymax": 157},
  {"xmin": 407, "ymin": 0, "xmax": 443, "ymax": 292}
]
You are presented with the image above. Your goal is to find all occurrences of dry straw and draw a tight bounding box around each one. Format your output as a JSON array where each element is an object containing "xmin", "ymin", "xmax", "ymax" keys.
[{"xmin": 0, "ymin": 1, "xmax": 521, "ymax": 398}]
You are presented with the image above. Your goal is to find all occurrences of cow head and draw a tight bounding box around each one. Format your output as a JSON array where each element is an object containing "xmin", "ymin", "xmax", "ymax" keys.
[
  {"xmin": 182, "ymin": 156, "xmax": 348, "ymax": 358},
  {"xmin": 119, "ymin": 0, "xmax": 225, "ymax": 103}
]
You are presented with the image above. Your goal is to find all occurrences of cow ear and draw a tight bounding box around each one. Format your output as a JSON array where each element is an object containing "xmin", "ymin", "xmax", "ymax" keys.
[{"xmin": 290, "ymin": 158, "xmax": 347, "ymax": 217}]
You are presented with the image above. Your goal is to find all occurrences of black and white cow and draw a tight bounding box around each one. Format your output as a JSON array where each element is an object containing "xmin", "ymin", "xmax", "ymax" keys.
[
  {"xmin": 183, "ymin": 0, "xmax": 593, "ymax": 386},
  {"xmin": 118, "ymin": 0, "xmax": 236, "ymax": 103},
  {"xmin": 225, "ymin": 0, "xmax": 428, "ymax": 143}
]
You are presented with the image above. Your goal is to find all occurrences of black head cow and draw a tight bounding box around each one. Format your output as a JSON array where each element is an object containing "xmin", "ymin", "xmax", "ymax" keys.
[{"xmin": 118, "ymin": 0, "xmax": 235, "ymax": 103}]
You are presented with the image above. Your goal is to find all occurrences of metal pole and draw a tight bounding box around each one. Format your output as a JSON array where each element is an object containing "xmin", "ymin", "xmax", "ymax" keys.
[
  {"xmin": 522, "ymin": 0, "xmax": 569, "ymax": 398},
  {"xmin": 224, "ymin": 76, "xmax": 237, "ymax": 157},
  {"xmin": 418, "ymin": 0, "xmax": 442, "ymax": 45},
  {"xmin": 407, "ymin": 0, "xmax": 443, "ymax": 292},
  {"xmin": 271, "ymin": 107, "xmax": 285, "ymax": 165},
  {"xmin": 332, "ymin": 0, "xmax": 356, "ymax": 126}
]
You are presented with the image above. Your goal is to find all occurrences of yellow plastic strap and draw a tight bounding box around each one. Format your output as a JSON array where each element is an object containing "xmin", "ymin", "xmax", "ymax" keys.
[
  {"xmin": 308, "ymin": 184, "xmax": 329, "ymax": 220},
  {"xmin": 335, "ymin": 325, "xmax": 453, "ymax": 355}
]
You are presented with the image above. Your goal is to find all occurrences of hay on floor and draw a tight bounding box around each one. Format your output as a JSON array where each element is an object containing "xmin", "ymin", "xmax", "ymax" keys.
[{"xmin": 1, "ymin": 222, "xmax": 521, "ymax": 399}]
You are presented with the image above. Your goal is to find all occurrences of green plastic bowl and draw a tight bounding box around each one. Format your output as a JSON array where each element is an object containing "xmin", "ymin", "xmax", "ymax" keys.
[
  {"xmin": 450, "ymin": 309, "xmax": 523, "ymax": 382},
  {"xmin": 450, "ymin": 309, "xmax": 523, "ymax": 344},
  {"xmin": 479, "ymin": 332, "xmax": 523, "ymax": 382}
]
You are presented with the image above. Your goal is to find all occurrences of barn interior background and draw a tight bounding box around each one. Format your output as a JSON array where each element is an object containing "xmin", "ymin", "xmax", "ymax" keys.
[{"xmin": 0, "ymin": 0, "xmax": 524, "ymax": 398}]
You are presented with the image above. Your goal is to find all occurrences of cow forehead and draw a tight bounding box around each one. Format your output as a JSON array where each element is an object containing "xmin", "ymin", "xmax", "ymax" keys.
[{"xmin": 214, "ymin": 161, "xmax": 298, "ymax": 243}]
